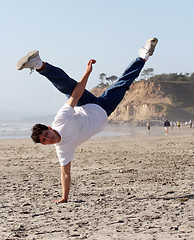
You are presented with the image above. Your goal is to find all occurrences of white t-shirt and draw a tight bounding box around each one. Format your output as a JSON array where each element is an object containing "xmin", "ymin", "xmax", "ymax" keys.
[{"xmin": 52, "ymin": 103, "xmax": 108, "ymax": 166}]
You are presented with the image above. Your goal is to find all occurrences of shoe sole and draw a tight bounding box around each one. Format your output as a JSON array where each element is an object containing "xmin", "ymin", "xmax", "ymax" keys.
[
  {"xmin": 16, "ymin": 50, "xmax": 39, "ymax": 70},
  {"xmin": 146, "ymin": 38, "xmax": 158, "ymax": 56},
  {"xmin": 147, "ymin": 38, "xmax": 158, "ymax": 45}
]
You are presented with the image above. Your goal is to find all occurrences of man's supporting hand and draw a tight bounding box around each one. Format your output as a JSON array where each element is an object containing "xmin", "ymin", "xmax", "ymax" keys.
[
  {"xmin": 53, "ymin": 163, "xmax": 71, "ymax": 204},
  {"xmin": 53, "ymin": 198, "xmax": 68, "ymax": 204}
]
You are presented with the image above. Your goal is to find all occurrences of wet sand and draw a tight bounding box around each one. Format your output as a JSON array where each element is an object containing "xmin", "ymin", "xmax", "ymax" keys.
[{"xmin": 0, "ymin": 127, "xmax": 194, "ymax": 240}]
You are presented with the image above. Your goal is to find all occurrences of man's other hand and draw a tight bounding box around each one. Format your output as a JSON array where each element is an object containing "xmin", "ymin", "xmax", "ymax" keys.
[{"xmin": 86, "ymin": 59, "xmax": 96, "ymax": 73}]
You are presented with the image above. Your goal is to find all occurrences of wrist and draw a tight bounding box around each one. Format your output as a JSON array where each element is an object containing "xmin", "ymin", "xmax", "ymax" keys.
[
  {"xmin": 85, "ymin": 69, "xmax": 92, "ymax": 75},
  {"xmin": 62, "ymin": 197, "xmax": 68, "ymax": 202}
]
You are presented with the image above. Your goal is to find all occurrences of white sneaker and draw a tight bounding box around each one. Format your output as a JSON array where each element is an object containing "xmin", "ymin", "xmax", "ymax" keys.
[
  {"xmin": 16, "ymin": 50, "xmax": 42, "ymax": 72},
  {"xmin": 138, "ymin": 38, "xmax": 158, "ymax": 61}
]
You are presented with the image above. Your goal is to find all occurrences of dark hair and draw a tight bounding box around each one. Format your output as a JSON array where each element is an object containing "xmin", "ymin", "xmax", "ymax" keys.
[{"xmin": 31, "ymin": 123, "xmax": 48, "ymax": 143}]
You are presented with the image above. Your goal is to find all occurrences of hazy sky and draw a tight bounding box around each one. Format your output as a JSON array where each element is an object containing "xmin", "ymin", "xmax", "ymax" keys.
[{"xmin": 0, "ymin": 0, "xmax": 193, "ymax": 120}]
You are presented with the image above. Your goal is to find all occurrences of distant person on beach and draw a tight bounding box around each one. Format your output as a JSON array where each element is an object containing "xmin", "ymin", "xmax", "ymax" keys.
[
  {"xmin": 147, "ymin": 121, "xmax": 151, "ymax": 134},
  {"xmin": 16, "ymin": 38, "xmax": 158, "ymax": 203},
  {"xmin": 164, "ymin": 119, "xmax": 170, "ymax": 135},
  {"xmin": 177, "ymin": 120, "xmax": 181, "ymax": 131},
  {"xmin": 189, "ymin": 120, "xmax": 192, "ymax": 128}
]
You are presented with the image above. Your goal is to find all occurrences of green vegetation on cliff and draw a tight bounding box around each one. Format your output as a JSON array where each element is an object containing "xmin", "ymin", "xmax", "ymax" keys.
[
  {"xmin": 97, "ymin": 70, "xmax": 194, "ymax": 88},
  {"xmin": 149, "ymin": 72, "xmax": 194, "ymax": 83}
]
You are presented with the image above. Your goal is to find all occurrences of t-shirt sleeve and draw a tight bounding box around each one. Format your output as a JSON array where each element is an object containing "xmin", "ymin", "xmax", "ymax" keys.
[
  {"xmin": 58, "ymin": 150, "xmax": 74, "ymax": 166},
  {"xmin": 52, "ymin": 103, "xmax": 75, "ymax": 125}
]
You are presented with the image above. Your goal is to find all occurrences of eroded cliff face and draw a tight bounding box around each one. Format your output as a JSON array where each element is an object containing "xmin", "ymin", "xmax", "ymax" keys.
[{"xmin": 91, "ymin": 81, "xmax": 194, "ymax": 122}]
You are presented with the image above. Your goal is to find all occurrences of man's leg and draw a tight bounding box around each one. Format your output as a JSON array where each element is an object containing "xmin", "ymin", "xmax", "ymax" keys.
[
  {"xmin": 97, "ymin": 57, "xmax": 145, "ymax": 116},
  {"xmin": 16, "ymin": 51, "xmax": 98, "ymax": 106},
  {"xmin": 97, "ymin": 37, "xmax": 158, "ymax": 116},
  {"xmin": 38, "ymin": 62, "xmax": 98, "ymax": 106}
]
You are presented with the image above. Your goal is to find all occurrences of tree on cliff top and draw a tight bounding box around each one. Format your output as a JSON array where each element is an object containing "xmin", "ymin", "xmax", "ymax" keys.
[{"xmin": 141, "ymin": 68, "xmax": 154, "ymax": 80}]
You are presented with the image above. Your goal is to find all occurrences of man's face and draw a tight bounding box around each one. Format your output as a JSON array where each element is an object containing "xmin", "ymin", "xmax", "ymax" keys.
[{"xmin": 39, "ymin": 128, "xmax": 60, "ymax": 145}]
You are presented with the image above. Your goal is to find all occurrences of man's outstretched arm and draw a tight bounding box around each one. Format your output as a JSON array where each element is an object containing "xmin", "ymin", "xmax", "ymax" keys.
[
  {"xmin": 55, "ymin": 162, "xmax": 71, "ymax": 203},
  {"xmin": 66, "ymin": 59, "xmax": 96, "ymax": 108}
]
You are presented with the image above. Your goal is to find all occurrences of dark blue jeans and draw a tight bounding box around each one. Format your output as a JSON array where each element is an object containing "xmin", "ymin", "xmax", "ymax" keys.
[{"xmin": 38, "ymin": 57, "xmax": 145, "ymax": 116}]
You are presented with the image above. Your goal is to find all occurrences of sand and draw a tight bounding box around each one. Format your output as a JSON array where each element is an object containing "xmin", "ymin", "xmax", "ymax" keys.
[{"xmin": 0, "ymin": 127, "xmax": 194, "ymax": 240}]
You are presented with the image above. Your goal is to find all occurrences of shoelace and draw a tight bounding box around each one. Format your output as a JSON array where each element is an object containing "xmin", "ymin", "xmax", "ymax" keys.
[{"xmin": 29, "ymin": 68, "xmax": 35, "ymax": 74}]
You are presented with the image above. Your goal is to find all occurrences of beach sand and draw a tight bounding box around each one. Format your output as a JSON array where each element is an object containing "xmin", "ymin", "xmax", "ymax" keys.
[{"xmin": 0, "ymin": 127, "xmax": 194, "ymax": 240}]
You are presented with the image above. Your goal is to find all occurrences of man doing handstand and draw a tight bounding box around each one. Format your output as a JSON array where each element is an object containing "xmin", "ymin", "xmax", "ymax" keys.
[{"xmin": 16, "ymin": 38, "xmax": 158, "ymax": 203}]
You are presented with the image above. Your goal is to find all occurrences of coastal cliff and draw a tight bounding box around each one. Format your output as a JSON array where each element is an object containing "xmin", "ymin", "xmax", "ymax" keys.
[{"xmin": 91, "ymin": 81, "xmax": 194, "ymax": 123}]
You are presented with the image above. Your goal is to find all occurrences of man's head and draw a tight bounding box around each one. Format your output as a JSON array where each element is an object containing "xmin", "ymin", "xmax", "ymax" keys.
[{"xmin": 31, "ymin": 123, "xmax": 61, "ymax": 145}]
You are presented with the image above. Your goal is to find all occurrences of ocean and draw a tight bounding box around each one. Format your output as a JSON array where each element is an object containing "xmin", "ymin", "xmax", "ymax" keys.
[
  {"xmin": 0, "ymin": 122, "xmax": 33, "ymax": 139},
  {"xmin": 0, "ymin": 121, "xmax": 164, "ymax": 140}
]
